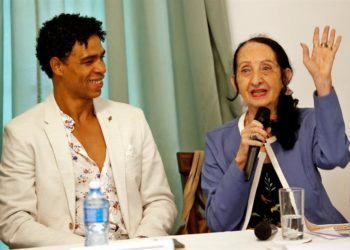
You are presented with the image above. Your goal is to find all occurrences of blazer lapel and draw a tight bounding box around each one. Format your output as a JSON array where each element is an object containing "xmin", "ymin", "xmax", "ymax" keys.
[
  {"xmin": 43, "ymin": 95, "xmax": 76, "ymax": 222},
  {"xmin": 94, "ymin": 98, "xmax": 130, "ymax": 231}
]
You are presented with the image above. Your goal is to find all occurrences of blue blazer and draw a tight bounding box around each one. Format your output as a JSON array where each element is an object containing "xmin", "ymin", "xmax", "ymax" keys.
[{"xmin": 201, "ymin": 90, "xmax": 350, "ymax": 232}]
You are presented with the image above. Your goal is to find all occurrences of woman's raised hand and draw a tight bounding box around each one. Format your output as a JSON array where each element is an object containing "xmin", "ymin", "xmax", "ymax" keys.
[{"xmin": 300, "ymin": 26, "xmax": 342, "ymax": 96}]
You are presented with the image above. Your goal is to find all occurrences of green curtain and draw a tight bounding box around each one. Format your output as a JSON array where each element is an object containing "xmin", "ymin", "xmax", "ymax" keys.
[
  {"xmin": 0, "ymin": 0, "xmax": 3, "ymax": 153},
  {"xmin": 1, "ymin": 0, "xmax": 241, "ymax": 236},
  {"xmin": 0, "ymin": 3, "xmax": 8, "ymax": 248},
  {"xmin": 104, "ymin": 0, "xmax": 241, "ymax": 230},
  {"xmin": 1, "ymin": 1, "xmax": 7, "ymax": 248},
  {"xmin": 205, "ymin": 0, "xmax": 241, "ymax": 120},
  {"xmin": 0, "ymin": 0, "xmax": 6, "ymax": 244}
]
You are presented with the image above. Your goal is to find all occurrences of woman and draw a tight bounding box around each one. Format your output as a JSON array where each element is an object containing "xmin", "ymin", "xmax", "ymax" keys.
[{"xmin": 201, "ymin": 26, "xmax": 350, "ymax": 232}]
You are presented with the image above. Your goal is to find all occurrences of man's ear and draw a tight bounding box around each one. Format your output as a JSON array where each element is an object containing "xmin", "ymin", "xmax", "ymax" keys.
[
  {"xmin": 283, "ymin": 68, "xmax": 293, "ymax": 84},
  {"xmin": 50, "ymin": 57, "xmax": 64, "ymax": 76}
]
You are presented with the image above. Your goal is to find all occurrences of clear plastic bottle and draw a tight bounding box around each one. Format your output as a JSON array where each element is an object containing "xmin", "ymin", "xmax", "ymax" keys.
[{"xmin": 84, "ymin": 180, "xmax": 109, "ymax": 246}]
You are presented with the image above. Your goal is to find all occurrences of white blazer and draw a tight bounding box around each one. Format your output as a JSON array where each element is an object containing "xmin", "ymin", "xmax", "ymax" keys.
[{"xmin": 0, "ymin": 95, "xmax": 177, "ymax": 248}]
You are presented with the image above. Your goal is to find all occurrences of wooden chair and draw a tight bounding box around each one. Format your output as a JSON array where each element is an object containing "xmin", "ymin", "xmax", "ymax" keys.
[{"xmin": 176, "ymin": 151, "xmax": 209, "ymax": 234}]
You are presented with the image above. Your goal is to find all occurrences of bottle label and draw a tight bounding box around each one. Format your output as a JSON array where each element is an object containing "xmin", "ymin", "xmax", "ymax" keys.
[{"xmin": 84, "ymin": 207, "xmax": 108, "ymax": 223}]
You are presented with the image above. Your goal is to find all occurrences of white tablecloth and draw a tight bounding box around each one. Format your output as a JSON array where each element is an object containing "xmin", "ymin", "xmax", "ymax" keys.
[{"xmin": 16, "ymin": 229, "xmax": 350, "ymax": 250}]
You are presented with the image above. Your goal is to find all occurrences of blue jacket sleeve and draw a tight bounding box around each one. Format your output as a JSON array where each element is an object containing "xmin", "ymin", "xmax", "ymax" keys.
[
  {"xmin": 201, "ymin": 133, "xmax": 251, "ymax": 231},
  {"xmin": 312, "ymin": 89, "xmax": 350, "ymax": 168}
]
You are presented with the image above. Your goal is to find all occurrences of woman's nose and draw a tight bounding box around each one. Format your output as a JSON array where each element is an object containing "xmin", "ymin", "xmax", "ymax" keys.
[{"xmin": 250, "ymin": 71, "xmax": 262, "ymax": 86}]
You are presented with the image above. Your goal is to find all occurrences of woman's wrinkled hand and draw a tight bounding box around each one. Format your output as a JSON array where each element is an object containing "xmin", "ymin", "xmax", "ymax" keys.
[
  {"xmin": 235, "ymin": 120, "xmax": 269, "ymax": 171},
  {"xmin": 300, "ymin": 26, "xmax": 342, "ymax": 96}
]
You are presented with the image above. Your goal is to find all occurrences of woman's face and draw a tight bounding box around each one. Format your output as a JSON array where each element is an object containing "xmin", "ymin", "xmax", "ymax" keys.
[{"xmin": 233, "ymin": 42, "xmax": 285, "ymax": 114}]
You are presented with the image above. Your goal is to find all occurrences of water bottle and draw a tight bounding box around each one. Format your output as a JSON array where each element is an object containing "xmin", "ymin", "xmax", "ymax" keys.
[{"xmin": 84, "ymin": 180, "xmax": 109, "ymax": 246}]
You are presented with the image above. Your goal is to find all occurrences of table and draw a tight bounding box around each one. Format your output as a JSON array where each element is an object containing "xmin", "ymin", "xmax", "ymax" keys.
[{"xmin": 16, "ymin": 230, "xmax": 350, "ymax": 250}]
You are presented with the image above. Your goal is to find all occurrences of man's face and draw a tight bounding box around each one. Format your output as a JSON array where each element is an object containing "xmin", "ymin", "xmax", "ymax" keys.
[{"xmin": 59, "ymin": 35, "xmax": 106, "ymax": 100}]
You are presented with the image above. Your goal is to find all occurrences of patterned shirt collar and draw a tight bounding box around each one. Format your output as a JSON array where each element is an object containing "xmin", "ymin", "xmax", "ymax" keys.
[
  {"xmin": 58, "ymin": 108, "xmax": 97, "ymax": 133},
  {"xmin": 60, "ymin": 111, "xmax": 75, "ymax": 132}
]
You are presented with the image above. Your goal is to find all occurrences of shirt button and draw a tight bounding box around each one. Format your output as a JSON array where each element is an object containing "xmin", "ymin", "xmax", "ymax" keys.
[{"xmin": 69, "ymin": 222, "xmax": 74, "ymax": 230}]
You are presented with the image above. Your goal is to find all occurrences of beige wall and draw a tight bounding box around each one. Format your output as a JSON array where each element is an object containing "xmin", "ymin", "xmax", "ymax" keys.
[{"xmin": 226, "ymin": 0, "xmax": 350, "ymax": 220}]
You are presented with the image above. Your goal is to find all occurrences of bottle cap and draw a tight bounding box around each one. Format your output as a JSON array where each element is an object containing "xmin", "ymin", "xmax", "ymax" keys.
[{"xmin": 89, "ymin": 180, "xmax": 101, "ymax": 189}]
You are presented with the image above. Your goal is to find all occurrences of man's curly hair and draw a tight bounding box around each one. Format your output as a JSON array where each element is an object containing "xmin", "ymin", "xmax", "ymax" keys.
[{"xmin": 36, "ymin": 13, "xmax": 106, "ymax": 79}]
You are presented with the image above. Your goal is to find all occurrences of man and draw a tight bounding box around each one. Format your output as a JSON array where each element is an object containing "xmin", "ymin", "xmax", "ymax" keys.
[{"xmin": 0, "ymin": 13, "xmax": 177, "ymax": 248}]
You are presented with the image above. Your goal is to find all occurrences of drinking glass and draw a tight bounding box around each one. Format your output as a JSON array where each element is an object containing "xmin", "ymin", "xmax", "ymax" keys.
[{"xmin": 279, "ymin": 187, "xmax": 304, "ymax": 240}]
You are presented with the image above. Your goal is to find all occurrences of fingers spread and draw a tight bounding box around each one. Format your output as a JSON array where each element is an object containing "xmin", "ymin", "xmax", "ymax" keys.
[
  {"xmin": 332, "ymin": 35, "xmax": 342, "ymax": 53},
  {"xmin": 320, "ymin": 25, "xmax": 330, "ymax": 45},
  {"xmin": 313, "ymin": 27, "xmax": 320, "ymax": 47},
  {"xmin": 300, "ymin": 43, "xmax": 310, "ymax": 64},
  {"xmin": 328, "ymin": 28, "xmax": 336, "ymax": 48}
]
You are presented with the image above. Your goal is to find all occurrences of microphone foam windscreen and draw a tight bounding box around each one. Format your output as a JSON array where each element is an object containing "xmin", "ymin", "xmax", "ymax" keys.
[{"xmin": 254, "ymin": 221, "xmax": 272, "ymax": 240}]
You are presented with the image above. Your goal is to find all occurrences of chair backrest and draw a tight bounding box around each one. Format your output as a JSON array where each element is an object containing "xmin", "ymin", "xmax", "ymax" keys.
[
  {"xmin": 177, "ymin": 152, "xmax": 195, "ymax": 188},
  {"xmin": 176, "ymin": 151, "xmax": 209, "ymax": 234}
]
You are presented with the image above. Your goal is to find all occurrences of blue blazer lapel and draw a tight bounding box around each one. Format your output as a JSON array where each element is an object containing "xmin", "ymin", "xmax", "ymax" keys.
[
  {"xmin": 94, "ymin": 98, "xmax": 130, "ymax": 230},
  {"xmin": 42, "ymin": 95, "xmax": 76, "ymax": 222}
]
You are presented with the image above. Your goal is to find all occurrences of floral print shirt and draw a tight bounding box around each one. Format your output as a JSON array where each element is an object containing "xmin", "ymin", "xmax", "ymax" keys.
[
  {"xmin": 248, "ymin": 163, "xmax": 282, "ymax": 229},
  {"xmin": 60, "ymin": 111, "xmax": 129, "ymax": 240}
]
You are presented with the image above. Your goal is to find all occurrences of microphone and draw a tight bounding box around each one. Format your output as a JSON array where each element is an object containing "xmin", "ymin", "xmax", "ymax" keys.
[
  {"xmin": 244, "ymin": 107, "xmax": 270, "ymax": 181},
  {"xmin": 254, "ymin": 221, "xmax": 278, "ymax": 241}
]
